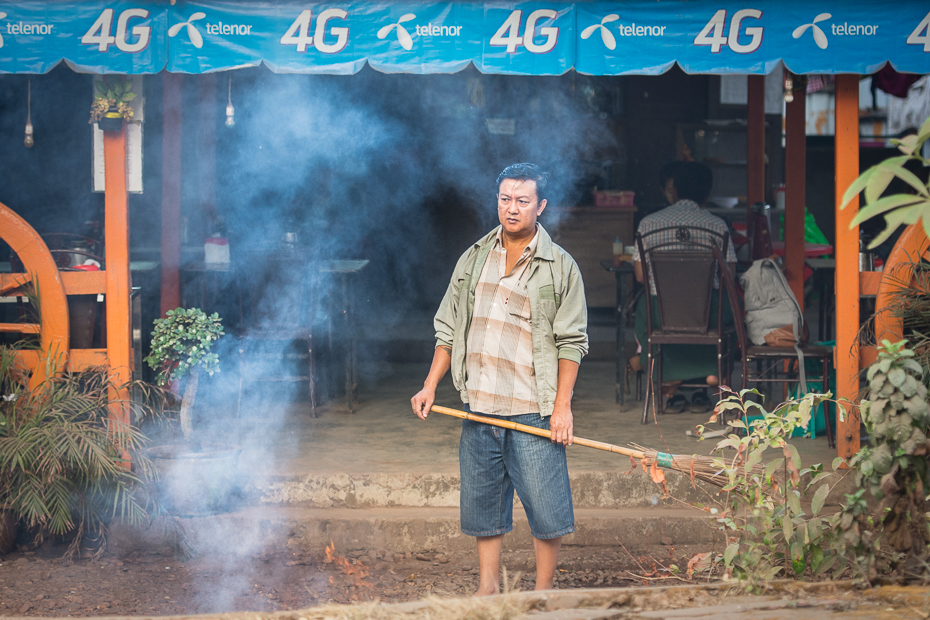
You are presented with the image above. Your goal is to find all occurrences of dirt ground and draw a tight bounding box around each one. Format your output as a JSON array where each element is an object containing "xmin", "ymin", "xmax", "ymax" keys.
[{"xmin": 0, "ymin": 541, "xmax": 711, "ymax": 617}]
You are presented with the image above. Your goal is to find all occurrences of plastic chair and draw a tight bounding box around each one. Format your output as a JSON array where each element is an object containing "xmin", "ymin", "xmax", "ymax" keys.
[
  {"xmin": 637, "ymin": 227, "xmax": 735, "ymax": 424},
  {"xmin": 712, "ymin": 244, "xmax": 835, "ymax": 448}
]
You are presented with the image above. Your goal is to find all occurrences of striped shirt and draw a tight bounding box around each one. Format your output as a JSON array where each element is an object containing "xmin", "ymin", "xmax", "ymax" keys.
[
  {"xmin": 465, "ymin": 228, "xmax": 540, "ymax": 416},
  {"xmin": 631, "ymin": 200, "xmax": 737, "ymax": 295}
]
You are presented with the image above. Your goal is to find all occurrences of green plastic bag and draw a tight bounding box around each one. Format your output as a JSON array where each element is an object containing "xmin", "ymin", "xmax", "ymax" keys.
[
  {"xmin": 775, "ymin": 209, "xmax": 829, "ymax": 247},
  {"xmin": 804, "ymin": 209, "xmax": 829, "ymax": 246}
]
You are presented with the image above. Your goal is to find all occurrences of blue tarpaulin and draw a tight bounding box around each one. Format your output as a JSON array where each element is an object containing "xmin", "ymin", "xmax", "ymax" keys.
[{"xmin": 1, "ymin": 0, "xmax": 928, "ymax": 75}]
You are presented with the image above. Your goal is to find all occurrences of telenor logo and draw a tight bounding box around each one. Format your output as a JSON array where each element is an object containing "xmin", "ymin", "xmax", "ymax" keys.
[
  {"xmin": 581, "ymin": 14, "xmax": 618, "ymax": 50},
  {"xmin": 792, "ymin": 13, "xmax": 831, "ymax": 49},
  {"xmin": 377, "ymin": 13, "xmax": 415, "ymax": 50},
  {"xmin": 168, "ymin": 11, "xmax": 205, "ymax": 48}
]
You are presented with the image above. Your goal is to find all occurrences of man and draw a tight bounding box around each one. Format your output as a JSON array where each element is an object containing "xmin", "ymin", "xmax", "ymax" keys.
[
  {"xmin": 631, "ymin": 160, "xmax": 737, "ymax": 413},
  {"xmin": 411, "ymin": 163, "xmax": 588, "ymax": 595}
]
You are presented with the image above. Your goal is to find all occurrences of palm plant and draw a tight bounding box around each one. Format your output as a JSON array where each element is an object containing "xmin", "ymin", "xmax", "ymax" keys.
[{"xmin": 0, "ymin": 346, "xmax": 166, "ymax": 558}]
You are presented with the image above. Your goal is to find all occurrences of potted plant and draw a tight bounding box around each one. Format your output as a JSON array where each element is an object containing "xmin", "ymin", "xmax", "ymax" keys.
[
  {"xmin": 144, "ymin": 308, "xmax": 241, "ymax": 516},
  {"xmin": 0, "ymin": 345, "xmax": 164, "ymax": 558},
  {"xmin": 89, "ymin": 77, "xmax": 136, "ymax": 132}
]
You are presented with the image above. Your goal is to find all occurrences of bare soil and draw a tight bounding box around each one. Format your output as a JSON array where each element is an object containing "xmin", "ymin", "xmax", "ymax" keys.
[{"xmin": 0, "ymin": 542, "xmax": 709, "ymax": 616}]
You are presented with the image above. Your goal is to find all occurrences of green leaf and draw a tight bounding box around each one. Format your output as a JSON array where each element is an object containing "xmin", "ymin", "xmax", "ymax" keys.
[
  {"xmin": 790, "ymin": 542, "xmax": 806, "ymax": 575},
  {"xmin": 809, "ymin": 471, "xmax": 832, "ymax": 487},
  {"xmin": 865, "ymin": 164, "xmax": 898, "ymax": 205},
  {"xmin": 724, "ymin": 542, "xmax": 739, "ymax": 567},
  {"xmin": 890, "ymin": 412, "xmax": 914, "ymax": 443},
  {"xmin": 122, "ymin": 92, "xmax": 136, "ymax": 102},
  {"xmin": 787, "ymin": 444, "xmax": 802, "ymax": 471},
  {"xmin": 832, "ymin": 456, "xmax": 847, "ymax": 472},
  {"xmin": 797, "ymin": 398, "xmax": 812, "ymax": 430},
  {"xmin": 869, "ymin": 205, "xmax": 926, "ymax": 248},
  {"xmin": 745, "ymin": 449, "xmax": 763, "ymax": 473},
  {"xmin": 841, "ymin": 166, "xmax": 877, "ymax": 209},
  {"xmin": 872, "ymin": 443, "xmax": 893, "ymax": 474},
  {"xmin": 893, "ymin": 134, "xmax": 920, "ymax": 156},
  {"xmin": 817, "ymin": 555, "xmax": 838, "ymax": 577},
  {"xmin": 887, "ymin": 162, "xmax": 930, "ymax": 197},
  {"xmin": 887, "ymin": 367, "xmax": 906, "ymax": 387},
  {"xmin": 811, "ymin": 483, "xmax": 830, "ymax": 517},
  {"xmin": 851, "ymin": 193, "xmax": 923, "ymax": 227},
  {"xmin": 787, "ymin": 489, "xmax": 802, "ymax": 515},
  {"xmin": 765, "ymin": 457, "xmax": 785, "ymax": 479},
  {"xmin": 809, "ymin": 544, "xmax": 824, "ymax": 572}
]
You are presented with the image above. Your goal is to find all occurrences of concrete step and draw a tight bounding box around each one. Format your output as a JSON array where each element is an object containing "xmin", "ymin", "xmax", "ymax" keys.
[
  {"xmin": 115, "ymin": 505, "xmax": 716, "ymax": 558},
  {"xmin": 247, "ymin": 471, "xmax": 707, "ymax": 509},
  {"xmin": 246, "ymin": 469, "xmax": 859, "ymax": 510}
]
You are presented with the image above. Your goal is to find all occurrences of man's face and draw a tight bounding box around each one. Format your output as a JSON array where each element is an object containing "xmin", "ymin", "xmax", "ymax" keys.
[
  {"xmin": 662, "ymin": 178, "xmax": 678, "ymax": 205},
  {"xmin": 497, "ymin": 178, "xmax": 547, "ymax": 238}
]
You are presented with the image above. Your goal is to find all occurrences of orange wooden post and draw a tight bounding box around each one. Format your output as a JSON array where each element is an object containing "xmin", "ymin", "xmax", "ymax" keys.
[
  {"xmin": 104, "ymin": 126, "xmax": 132, "ymax": 434},
  {"xmin": 747, "ymin": 75, "xmax": 766, "ymax": 205},
  {"xmin": 161, "ymin": 74, "xmax": 183, "ymax": 317},
  {"xmin": 784, "ymin": 73, "xmax": 806, "ymax": 307},
  {"xmin": 834, "ymin": 74, "xmax": 861, "ymax": 459}
]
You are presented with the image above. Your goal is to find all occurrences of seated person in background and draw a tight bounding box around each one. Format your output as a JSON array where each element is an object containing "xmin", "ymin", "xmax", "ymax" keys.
[{"xmin": 630, "ymin": 161, "xmax": 737, "ymax": 413}]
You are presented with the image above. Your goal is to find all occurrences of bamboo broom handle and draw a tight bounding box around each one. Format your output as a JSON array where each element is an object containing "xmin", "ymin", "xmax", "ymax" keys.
[{"xmin": 430, "ymin": 405, "xmax": 646, "ymax": 460}]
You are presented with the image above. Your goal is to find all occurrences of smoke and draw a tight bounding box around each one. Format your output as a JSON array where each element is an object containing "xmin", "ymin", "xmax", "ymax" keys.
[
  {"xmin": 0, "ymin": 63, "xmax": 617, "ymax": 611},
  {"xmin": 156, "ymin": 64, "xmax": 618, "ymax": 610}
]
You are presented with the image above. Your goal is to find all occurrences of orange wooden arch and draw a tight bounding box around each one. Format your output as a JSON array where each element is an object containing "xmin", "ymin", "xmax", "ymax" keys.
[
  {"xmin": 874, "ymin": 223, "xmax": 930, "ymax": 345},
  {"xmin": 0, "ymin": 203, "xmax": 70, "ymax": 386}
]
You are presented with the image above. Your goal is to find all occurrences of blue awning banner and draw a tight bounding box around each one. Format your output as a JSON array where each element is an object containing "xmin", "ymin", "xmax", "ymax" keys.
[{"xmin": 1, "ymin": 0, "xmax": 928, "ymax": 75}]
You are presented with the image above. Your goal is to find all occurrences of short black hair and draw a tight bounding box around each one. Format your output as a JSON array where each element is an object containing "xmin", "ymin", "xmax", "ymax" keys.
[
  {"xmin": 659, "ymin": 160, "xmax": 713, "ymax": 204},
  {"xmin": 497, "ymin": 163, "xmax": 548, "ymax": 202}
]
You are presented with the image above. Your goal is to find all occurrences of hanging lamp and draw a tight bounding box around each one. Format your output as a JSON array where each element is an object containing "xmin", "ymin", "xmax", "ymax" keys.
[
  {"xmin": 225, "ymin": 76, "xmax": 235, "ymax": 127},
  {"xmin": 24, "ymin": 79, "xmax": 34, "ymax": 148}
]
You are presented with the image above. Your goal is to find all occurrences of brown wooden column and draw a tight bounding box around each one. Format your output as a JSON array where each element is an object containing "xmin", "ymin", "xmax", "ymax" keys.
[
  {"xmin": 747, "ymin": 75, "xmax": 766, "ymax": 205},
  {"xmin": 160, "ymin": 73, "xmax": 183, "ymax": 317},
  {"xmin": 104, "ymin": 125, "xmax": 132, "ymax": 431},
  {"xmin": 784, "ymin": 73, "xmax": 806, "ymax": 307},
  {"xmin": 834, "ymin": 74, "xmax": 861, "ymax": 459}
]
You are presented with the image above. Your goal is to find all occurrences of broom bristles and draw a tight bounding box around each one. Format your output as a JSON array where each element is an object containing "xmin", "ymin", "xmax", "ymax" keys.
[{"xmin": 633, "ymin": 444, "xmax": 768, "ymax": 491}]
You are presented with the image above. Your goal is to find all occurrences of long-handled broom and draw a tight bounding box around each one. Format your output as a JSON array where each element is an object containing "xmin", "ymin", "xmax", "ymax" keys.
[{"xmin": 430, "ymin": 405, "xmax": 761, "ymax": 491}]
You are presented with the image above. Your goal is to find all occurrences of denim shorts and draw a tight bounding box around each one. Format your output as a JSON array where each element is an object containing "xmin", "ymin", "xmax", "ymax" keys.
[{"xmin": 459, "ymin": 409, "xmax": 574, "ymax": 540}]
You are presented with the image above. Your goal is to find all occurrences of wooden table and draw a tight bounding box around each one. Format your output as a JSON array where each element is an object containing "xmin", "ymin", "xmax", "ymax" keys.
[{"xmin": 600, "ymin": 259, "xmax": 636, "ymax": 408}]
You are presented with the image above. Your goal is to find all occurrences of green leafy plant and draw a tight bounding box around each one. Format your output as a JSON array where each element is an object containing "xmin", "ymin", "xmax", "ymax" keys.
[
  {"xmin": 143, "ymin": 308, "xmax": 224, "ymax": 444},
  {"xmin": 0, "ymin": 346, "xmax": 166, "ymax": 558},
  {"xmin": 89, "ymin": 77, "xmax": 136, "ymax": 124},
  {"xmin": 841, "ymin": 114, "xmax": 930, "ymax": 247},
  {"xmin": 853, "ymin": 339, "xmax": 930, "ymax": 574},
  {"xmin": 698, "ymin": 389, "xmax": 849, "ymax": 587}
]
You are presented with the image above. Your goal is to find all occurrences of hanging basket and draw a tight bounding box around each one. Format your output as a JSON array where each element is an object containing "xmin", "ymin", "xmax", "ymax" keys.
[{"xmin": 97, "ymin": 110, "xmax": 124, "ymax": 133}]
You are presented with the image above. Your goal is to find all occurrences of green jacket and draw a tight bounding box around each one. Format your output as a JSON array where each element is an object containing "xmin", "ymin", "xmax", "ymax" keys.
[{"xmin": 434, "ymin": 224, "xmax": 588, "ymax": 417}]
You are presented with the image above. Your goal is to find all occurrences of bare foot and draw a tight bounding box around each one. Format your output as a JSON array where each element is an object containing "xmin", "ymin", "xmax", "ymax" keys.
[{"xmin": 474, "ymin": 583, "xmax": 499, "ymax": 596}]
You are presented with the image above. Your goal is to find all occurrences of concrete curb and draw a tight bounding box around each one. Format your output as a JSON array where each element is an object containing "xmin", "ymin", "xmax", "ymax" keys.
[
  {"xmin": 110, "ymin": 506, "xmax": 718, "ymax": 557},
  {"xmin": 247, "ymin": 469, "xmax": 861, "ymax": 510}
]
